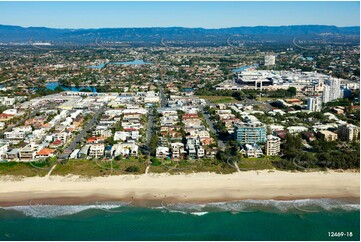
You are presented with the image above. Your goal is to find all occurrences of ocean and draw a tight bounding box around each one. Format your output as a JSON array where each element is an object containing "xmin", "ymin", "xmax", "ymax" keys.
[{"xmin": 0, "ymin": 199, "xmax": 359, "ymax": 241}]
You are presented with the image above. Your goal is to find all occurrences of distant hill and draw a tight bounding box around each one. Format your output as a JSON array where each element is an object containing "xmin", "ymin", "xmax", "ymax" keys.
[{"xmin": 0, "ymin": 24, "xmax": 359, "ymax": 45}]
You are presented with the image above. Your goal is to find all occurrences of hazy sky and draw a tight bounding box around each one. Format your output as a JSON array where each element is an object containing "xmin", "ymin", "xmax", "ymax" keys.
[{"xmin": 0, "ymin": 1, "xmax": 359, "ymax": 28}]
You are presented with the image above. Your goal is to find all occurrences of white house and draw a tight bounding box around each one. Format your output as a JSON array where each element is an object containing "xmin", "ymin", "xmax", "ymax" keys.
[{"xmin": 241, "ymin": 143, "xmax": 263, "ymax": 158}]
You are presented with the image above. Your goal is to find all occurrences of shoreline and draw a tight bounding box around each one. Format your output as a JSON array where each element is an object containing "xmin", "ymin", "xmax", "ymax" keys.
[{"xmin": 0, "ymin": 171, "xmax": 359, "ymax": 207}]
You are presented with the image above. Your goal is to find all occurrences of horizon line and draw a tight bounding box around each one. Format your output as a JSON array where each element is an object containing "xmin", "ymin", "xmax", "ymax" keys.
[{"xmin": 1, "ymin": 23, "xmax": 360, "ymax": 30}]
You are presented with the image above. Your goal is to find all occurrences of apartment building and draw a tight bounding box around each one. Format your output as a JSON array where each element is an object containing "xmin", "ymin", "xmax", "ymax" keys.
[
  {"xmin": 234, "ymin": 123, "xmax": 266, "ymax": 144},
  {"xmin": 265, "ymin": 135, "xmax": 281, "ymax": 156},
  {"xmin": 338, "ymin": 124, "xmax": 360, "ymax": 142}
]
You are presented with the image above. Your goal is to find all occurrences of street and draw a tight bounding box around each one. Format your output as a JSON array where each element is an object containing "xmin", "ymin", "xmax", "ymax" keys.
[{"xmin": 58, "ymin": 104, "xmax": 106, "ymax": 160}]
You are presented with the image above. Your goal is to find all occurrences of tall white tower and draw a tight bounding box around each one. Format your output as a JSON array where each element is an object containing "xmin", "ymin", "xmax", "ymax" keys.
[
  {"xmin": 264, "ymin": 55, "xmax": 276, "ymax": 66},
  {"xmin": 307, "ymin": 96, "xmax": 322, "ymax": 112},
  {"xmin": 322, "ymin": 79, "xmax": 341, "ymax": 103}
]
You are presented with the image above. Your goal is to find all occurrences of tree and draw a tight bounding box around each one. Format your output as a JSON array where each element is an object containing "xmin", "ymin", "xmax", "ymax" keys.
[
  {"xmin": 287, "ymin": 87, "xmax": 297, "ymax": 97},
  {"xmin": 150, "ymin": 157, "xmax": 161, "ymax": 166}
]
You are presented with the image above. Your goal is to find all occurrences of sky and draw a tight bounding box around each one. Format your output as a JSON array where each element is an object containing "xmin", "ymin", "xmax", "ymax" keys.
[{"xmin": 0, "ymin": 1, "xmax": 359, "ymax": 29}]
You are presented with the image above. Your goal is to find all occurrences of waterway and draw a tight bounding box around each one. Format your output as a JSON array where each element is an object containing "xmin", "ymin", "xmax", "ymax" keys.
[
  {"xmin": 45, "ymin": 82, "xmax": 97, "ymax": 92},
  {"xmin": 87, "ymin": 59, "xmax": 153, "ymax": 69}
]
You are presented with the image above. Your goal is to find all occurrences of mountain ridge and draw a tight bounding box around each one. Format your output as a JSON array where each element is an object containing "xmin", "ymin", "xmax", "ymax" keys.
[{"xmin": 0, "ymin": 24, "xmax": 359, "ymax": 45}]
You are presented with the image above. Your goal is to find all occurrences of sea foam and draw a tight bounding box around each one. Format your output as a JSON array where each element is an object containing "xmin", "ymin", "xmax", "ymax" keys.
[{"xmin": 1, "ymin": 199, "xmax": 359, "ymax": 218}]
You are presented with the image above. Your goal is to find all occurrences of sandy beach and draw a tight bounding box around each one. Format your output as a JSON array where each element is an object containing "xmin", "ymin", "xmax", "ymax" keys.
[{"xmin": 0, "ymin": 170, "xmax": 359, "ymax": 206}]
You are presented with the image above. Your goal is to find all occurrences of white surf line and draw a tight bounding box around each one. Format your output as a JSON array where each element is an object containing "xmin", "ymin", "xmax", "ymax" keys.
[{"xmin": 46, "ymin": 164, "xmax": 57, "ymax": 177}]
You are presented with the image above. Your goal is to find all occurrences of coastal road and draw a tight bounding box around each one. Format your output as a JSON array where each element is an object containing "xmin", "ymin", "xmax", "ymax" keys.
[
  {"xmin": 146, "ymin": 109, "xmax": 155, "ymax": 145},
  {"xmin": 141, "ymin": 107, "xmax": 155, "ymax": 156},
  {"xmin": 159, "ymin": 87, "xmax": 167, "ymax": 108},
  {"xmin": 202, "ymin": 110, "xmax": 226, "ymax": 150},
  {"xmin": 58, "ymin": 104, "xmax": 106, "ymax": 160},
  {"xmin": 141, "ymin": 85, "xmax": 165, "ymax": 155}
]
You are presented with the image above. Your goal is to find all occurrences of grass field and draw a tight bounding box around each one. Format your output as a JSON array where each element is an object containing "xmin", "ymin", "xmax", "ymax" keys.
[
  {"xmin": 237, "ymin": 157, "xmax": 278, "ymax": 170},
  {"xmin": 0, "ymin": 161, "xmax": 54, "ymax": 177},
  {"xmin": 199, "ymin": 96, "xmax": 239, "ymax": 104},
  {"xmin": 0, "ymin": 157, "xmax": 278, "ymax": 177},
  {"xmin": 149, "ymin": 159, "xmax": 236, "ymax": 174},
  {"xmin": 51, "ymin": 159, "xmax": 147, "ymax": 176}
]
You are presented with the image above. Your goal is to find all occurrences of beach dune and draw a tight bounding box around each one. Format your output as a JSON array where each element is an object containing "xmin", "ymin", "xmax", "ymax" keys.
[{"xmin": 0, "ymin": 170, "xmax": 359, "ymax": 206}]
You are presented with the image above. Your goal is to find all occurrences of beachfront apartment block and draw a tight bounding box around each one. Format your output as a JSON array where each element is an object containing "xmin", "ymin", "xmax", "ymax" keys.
[
  {"xmin": 337, "ymin": 124, "xmax": 360, "ymax": 142},
  {"xmin": 234, "ymin": 123, "xmax": 266, "ymax": 144},
  {"xmin": 265, "ymin": 135, "xmax": 281, "ymax": 156}
]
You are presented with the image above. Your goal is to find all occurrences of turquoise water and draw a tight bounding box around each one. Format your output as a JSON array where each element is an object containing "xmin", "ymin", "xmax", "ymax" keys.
[
  {"xmin": 45, "ymin": 82, "xmax": 97, "ymax": 92},
  {"xmin": 87, "ymin": 59, "xmax": 153, "ymax": 69},
  {"xmin": 0, "ymin": 199, "xmax": 359, "ymax": 241}
]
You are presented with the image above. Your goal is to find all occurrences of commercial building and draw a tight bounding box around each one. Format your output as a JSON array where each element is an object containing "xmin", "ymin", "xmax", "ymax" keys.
[
  {"xmin": 234, "ymin": 123, "xmax": 266, "ymax": 144},
  {"xmin": 307, "ymin": 96, "xmax": 322, "ymax": 112},
  {"xmin": 265, "ymin": 135, "xmax": 281, "ymax": 156}
]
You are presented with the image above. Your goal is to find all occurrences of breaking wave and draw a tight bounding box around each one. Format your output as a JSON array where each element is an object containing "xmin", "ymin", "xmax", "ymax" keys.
[
  {"xmin": 1, "ymin": 201, "xmax": 130, "ymax": 218},
  {"xmin": 1, "ymin": 199, "xmax": 358, "ymax": 218}
]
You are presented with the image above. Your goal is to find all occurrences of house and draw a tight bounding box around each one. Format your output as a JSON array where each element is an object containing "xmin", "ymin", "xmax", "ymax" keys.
[
  {"xmin": 197, "ymin": 146, "xmax": 205, "ymax": 158},
  {"xmin": 156, "ymin": 146, "xmax": 170, "ymax": 159},
  {"xmin": 112, "ymin": 143, "xmax": 139, "ymax": 158},
  {"xmin": 36, "ymin": 148, "xmax": 56, "ymax": 159},
  {"xmin": 79, "ymin": 145, "xmax": 91, "ymax": 158},
  {"xmin": 273, "ymin": 130, "xmax": 288, "ymax": 140},
  {"xmin": 88, "ymin": 144, "xmax": 105, "ymax": 159},
  {"xmin": 6, "ymin": 149, "xmax": 19, "ymax": 160},
  {"xmin": 205, "ymin": 147, "xmax": 218, "ymax": 158},
  {"xmin": 49, "ymin": 139, "xmax": 63, "ymax": 148},
  {"xmin": 287, "ymin": 126, "xmax": 308, "ymax": 134},
  {"xmin": 55, "ymin": 132, "xmax": 70, "ymax": 143},
  {"xmin": 0, "ymin": 142, "xmax": 9, "ymax": 159},
  {"xmin": 0, "ymin": 113, "xmax": 14, "ymax": 121},
  {"xmin": 86, "ymin": 136, "xmax": 99, "ymax": 144},
  {"xmin": 69, "ymin": 149, "xmax": 80, "ymax": 159},
  {"xmin": 4, "ymin": 131, "xmax": 26, "ymax": 140},
  {"xmin": 170, "ymin": 142, "xmax": 186, "ymax": 159},
  {"xmin": 241, "ymin": 143, "xmax": 263, "ymax": 158},
  {"xmin": 19, "ymin": 145, "xmax": 36, "ymax": 160}
]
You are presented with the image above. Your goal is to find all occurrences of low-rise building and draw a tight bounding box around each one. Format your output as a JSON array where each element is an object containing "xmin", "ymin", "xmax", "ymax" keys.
[
  {"xmin": 318, "ymin": 130, "xmax": 338, "ymax": 142},
  {"xmin": 19, "ymin": 145, "xmax": 36, "ymax": 160},
  {"xmin": 36, "ymin": 148, "xmax": 56, "ymax": 159},
  {"xmin": 241, "ymin": 143, "xmax": 263, "ymax": 158},
  {"xmin": 88, "ymin": 144, "xmax": 105, "ymax": 159},
  {"xmin": 156, "ymin": 146, "xmax": 170, "ymax": 159}
]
